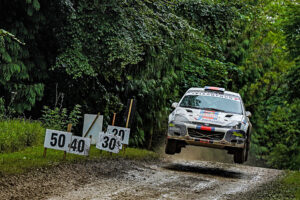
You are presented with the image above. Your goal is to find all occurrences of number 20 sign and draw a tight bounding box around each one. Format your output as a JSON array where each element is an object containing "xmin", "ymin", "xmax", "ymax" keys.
[{"xmin": 107, "ymin": 125, "xmax": 130, "ymax": 145}]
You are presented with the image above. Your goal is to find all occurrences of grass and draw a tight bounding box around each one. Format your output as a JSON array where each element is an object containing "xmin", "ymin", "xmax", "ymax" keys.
[
  {"xmin": 0, "ymin": 145, "xmax": 159, "ymax": 175},
  {"xmin": 0, "ymin": 119, "xmax": 158, "ymax": 175},
  {"xmin": 247, "ymin": 170, "xmax": 300, "ymax": 200},
  {"xmin": 282, "ymin": 171, "xmax": 300, "ymax": 200},
  {"xmin": 0, "ymin": 119, "xmax": 45, "ymax": 153}
]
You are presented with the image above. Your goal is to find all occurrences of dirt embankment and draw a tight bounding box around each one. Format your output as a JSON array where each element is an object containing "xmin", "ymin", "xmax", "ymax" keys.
[{"xmin": 0, "ymin": 154, "xmax": 282, "ymax": 200}]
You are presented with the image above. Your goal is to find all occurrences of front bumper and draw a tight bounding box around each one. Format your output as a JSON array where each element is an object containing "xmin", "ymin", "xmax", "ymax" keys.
[{"xmin": 168, "ymin": 123, "xmax": 246, "ymax": 149}]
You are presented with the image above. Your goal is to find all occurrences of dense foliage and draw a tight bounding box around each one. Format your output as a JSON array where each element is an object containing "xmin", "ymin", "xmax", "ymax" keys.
[{"xmin": 0, "ymin": 0, "xmax": 299, "ymax": 169}]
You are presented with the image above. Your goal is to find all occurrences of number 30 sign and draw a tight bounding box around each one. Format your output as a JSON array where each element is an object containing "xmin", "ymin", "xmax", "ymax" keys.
[{"xmin": 96, "ymin": 133, "xmax": 122, "ymax": 153}]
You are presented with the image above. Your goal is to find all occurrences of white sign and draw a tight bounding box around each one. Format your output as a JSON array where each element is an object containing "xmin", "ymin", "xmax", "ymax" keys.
[
  {"xmin": 68, "ymin": 136, "xmax": 91, "ymax": 156},
  {"xmin": 96, "ymin": 133, "xmax": 122, "ymax": 153},
  {"xmin": 82, "ymin": 114, "xmax": 103, "ymax": 144},
  {"xmin": 107, "ymin": 125, "xmax": 130, "ymax": 145},
  {"xmin": 44, "ymin": 129, "xmax": 72, "ymax": 151}
]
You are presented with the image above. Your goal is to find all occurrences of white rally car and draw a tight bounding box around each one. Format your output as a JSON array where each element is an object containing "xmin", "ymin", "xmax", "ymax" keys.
[{"xmin": 165, "ymin": 86, "xmax": 252, "ymax": 164}]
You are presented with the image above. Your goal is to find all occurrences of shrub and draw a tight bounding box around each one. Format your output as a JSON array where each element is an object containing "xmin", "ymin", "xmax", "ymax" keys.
[
  {"xmin": 40, "ymin": 104, "xmax": 82, "ymax": 130},
  {"xmin": 0, "ymin": 119, "xmax": 45, "ymax": 153}
]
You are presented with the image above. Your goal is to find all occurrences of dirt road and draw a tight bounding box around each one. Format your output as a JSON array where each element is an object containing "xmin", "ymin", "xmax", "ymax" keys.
[{"xmin": 0, "ymin": 147, "xmax": 282, "ymax": 200}]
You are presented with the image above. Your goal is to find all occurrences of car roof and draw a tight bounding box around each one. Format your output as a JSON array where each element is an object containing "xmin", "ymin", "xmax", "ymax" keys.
[{"xmin": 186, "ymin": 87, "xmax": 241, "ymax": 97}]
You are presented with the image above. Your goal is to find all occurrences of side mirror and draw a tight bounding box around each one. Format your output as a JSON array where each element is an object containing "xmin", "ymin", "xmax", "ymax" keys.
[
  {"xmin": 246, "ymin": 111, "xmax": 252, "ymax": 118},
  {"xmin": 172, "ymin": 102, "xmax": 178, "ymax": 108}
]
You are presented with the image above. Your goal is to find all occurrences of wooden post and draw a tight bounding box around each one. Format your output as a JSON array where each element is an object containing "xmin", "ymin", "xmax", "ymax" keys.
[
  {"xmin": 67, "ymin": 123, "xmax": 72, "ymax": 132},
  {"xmin": 110, "ymin": 113, "xmax": 117, "ymax": 156},
  {"xmin": 125, "ymin": 99, "xmax": 134, "ymax": 128},
  {"xmin": 43, "ymin": 148, "xmax": 47, "ymax": 158},
  {"xmin": 63, "ymin": 123, "xmax": 72, "ymax": 160},
  {"xmin": 123, "ymin": 99, "xmax": 134, "ymax": 155},
  {"xmin": 87, "ymin": 135, "xmax": 92, "ymax": 158},
  {"xmin": 112, "ymin": 113, "xmax": 116, "ymax": 126}
]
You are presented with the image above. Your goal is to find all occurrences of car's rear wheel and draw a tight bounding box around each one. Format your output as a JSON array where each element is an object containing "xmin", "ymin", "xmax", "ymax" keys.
[
  {"xmin": 234, "ymin": 146, "xmax": 247, "ymax": 164},
  {"xmin": 245, "ymin": 133, "xmax": 251, "ymax": 161},
  {"xmin": 165, "ymin": 139, "xmax": 177, "ymax": 155}
]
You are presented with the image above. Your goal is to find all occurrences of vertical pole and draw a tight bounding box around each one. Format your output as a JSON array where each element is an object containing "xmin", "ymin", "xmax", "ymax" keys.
[
  {"xmin": 63, "ymin": 124, "xmax": 72, "ymax": 161},
  {"xmin": 123, "ymin": 99, "xmax": 134, "ymax": 155},
  {"xmin": 125, "ymin": 99, "xmax": 134, "ymax": 128},
  {"xmin": 43, "ymin": 148, "xmax": 47, "ymax": 158},
  {"xmin": 87, "ymin": 135, "xmax": 92, "ymax": 158},
  {"xmin": 112, "ymin": 113, "xmax": 116, "ymax": 126},
  {"xmin": 67, "ymin": 123, "xmax": 72, "ymax": 132},
  {"xmin": 110, "ymin": 113, "xmax": 116, "ymax": 156}
]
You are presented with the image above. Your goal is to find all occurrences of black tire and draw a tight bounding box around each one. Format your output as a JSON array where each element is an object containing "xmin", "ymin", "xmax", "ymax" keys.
[
  {"xmin": 245, "ymin": 132, "xmax": 251, "ymax": 162},
  {"xmin": 234, "ymin": 147, "xmax": 247, "ymax": 164},
  {"xmin": 245, "ymin": 140, "xmax": 250, "ymax": 162},
  {"xmin": 165, "ymin": 139, "xmax": 177, "ymax": 155},
  {"xmin": 175, "ymin": 145, "xmax": 181, "ymax": 153}
]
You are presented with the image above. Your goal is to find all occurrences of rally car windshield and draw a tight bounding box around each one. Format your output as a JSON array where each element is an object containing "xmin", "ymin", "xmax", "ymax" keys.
[{"xmin": 179, "ymin": 94, "xmax": 243, "ymax": 114}]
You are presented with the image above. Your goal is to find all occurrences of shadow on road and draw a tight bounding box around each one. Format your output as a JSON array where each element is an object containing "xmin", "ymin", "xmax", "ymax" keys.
[{"xmin": 163, "ymin": 163, "xmax": 244, "ymax": 179}]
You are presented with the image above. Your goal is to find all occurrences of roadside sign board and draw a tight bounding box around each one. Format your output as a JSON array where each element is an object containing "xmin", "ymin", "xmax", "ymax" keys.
[
  {"xmin": 107, "ymin": 125, "xmax": 130, "ymax": 145},
  {"xmin": 82, "ymin": 114, "xmax": 103, "ymax": 144},
  {"xmin": 44, "ymin": 129, "xmax": 72, "ymax": 151},
  {"xmin": 68, "ymin": 136, "xmax": 91, "ymax": 156},
  {"xmin": 96, "ymin": 133, "xmax": 122, "ymax": 153}
]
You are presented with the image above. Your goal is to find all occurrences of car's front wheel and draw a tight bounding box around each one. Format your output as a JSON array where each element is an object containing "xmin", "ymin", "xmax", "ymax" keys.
[
  {"xmin": 233, "ymin": 146, "xmax": 247, "ymax": 164},
  {"xmin": 165, "ymin": 139, "xmax": 177, "ymax": 155},
  {"xmin": 175, "ymin": 145, "xmax": 181, "ymax": 153}
]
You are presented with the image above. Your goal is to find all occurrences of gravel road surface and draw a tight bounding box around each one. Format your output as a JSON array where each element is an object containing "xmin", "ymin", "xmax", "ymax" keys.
[{"xmin": 0, "ymin": 151, "xmax": 282, "ymax": 200}]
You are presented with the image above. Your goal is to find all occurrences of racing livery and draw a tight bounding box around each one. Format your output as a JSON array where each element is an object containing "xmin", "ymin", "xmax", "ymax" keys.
[{"xmin": 165, "ymin": 86, "xmax": 252, "ymax": 164}]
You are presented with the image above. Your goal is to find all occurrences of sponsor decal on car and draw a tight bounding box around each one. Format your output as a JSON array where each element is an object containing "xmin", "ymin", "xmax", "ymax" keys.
[
  {"xmin": 188, "ymin": 91, "xmax": 241, "ymax": 101},
  {"xmin": 197, "ymin": 110, "xmax": 219, "ymax": 121}
]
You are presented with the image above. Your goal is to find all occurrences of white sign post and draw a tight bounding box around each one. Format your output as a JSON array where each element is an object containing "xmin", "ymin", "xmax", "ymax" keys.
[
  {"xmin": 44, "ymin": 129, "xmax": 72, "ymax": 151},
  {"xmin": 107, "ymin": 125, "xmax": 130, "ymax": 146},
  {"xmin": 96, "ymin": 133, "xmax": 122, "ymax": 153},
  {"xmin": 82, "ymin": 114, "xmax": 103, "ymax": 144}
]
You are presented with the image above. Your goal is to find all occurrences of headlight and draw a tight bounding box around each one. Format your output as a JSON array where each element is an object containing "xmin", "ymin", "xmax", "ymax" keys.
[
  {"xmin": 227, "ymin": 121, "xmax": 241, "ymax": 129},
  {"xmin": 233, "ymin": 122, "xmax": 242, "ymax": 129},
  {"xmin": 174, "ymin": 114, "xmax": 190, "ymax": 123},
  {"xmin": 168, "ymin": 119, "xmax": 188, "ymax": 136}
]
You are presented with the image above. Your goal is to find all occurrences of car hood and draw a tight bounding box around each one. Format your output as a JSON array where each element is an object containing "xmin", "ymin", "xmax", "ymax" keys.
[{"xmin": 169, "ymin": 107, "xmax": 244, "ymax": 127}]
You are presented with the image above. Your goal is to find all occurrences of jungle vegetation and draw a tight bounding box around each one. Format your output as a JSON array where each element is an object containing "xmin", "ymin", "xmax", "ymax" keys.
[{"xmin": 0, "ymin": 0, "xmax": 299, "ymax": 170}]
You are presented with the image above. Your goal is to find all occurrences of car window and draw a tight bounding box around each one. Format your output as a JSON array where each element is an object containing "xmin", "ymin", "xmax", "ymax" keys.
[{"xmin": 179, "ymin": 94, "xmax": 243, "ymax": 114}]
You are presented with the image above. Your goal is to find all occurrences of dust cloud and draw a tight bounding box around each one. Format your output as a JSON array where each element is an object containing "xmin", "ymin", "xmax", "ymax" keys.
[
  {"xmin": 156, "ymin": 142, "xmax": 233, "ymax": 163},
  {"xmin": 171, "ymin": 146, "xmax": 233, "ymax": 163},
  {"xmin": 156, "ymin": 142, "xmax": 267, "ymax": 167}
]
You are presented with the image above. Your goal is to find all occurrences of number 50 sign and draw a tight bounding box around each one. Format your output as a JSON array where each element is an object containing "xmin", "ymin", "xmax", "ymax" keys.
[
  {"xmin": 44, "ymin": 129, "xmax": 90, "ymax": 156},
  {"xmin": 44, "ymin": 129, "xmax": 72, "ymax": 151}
]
